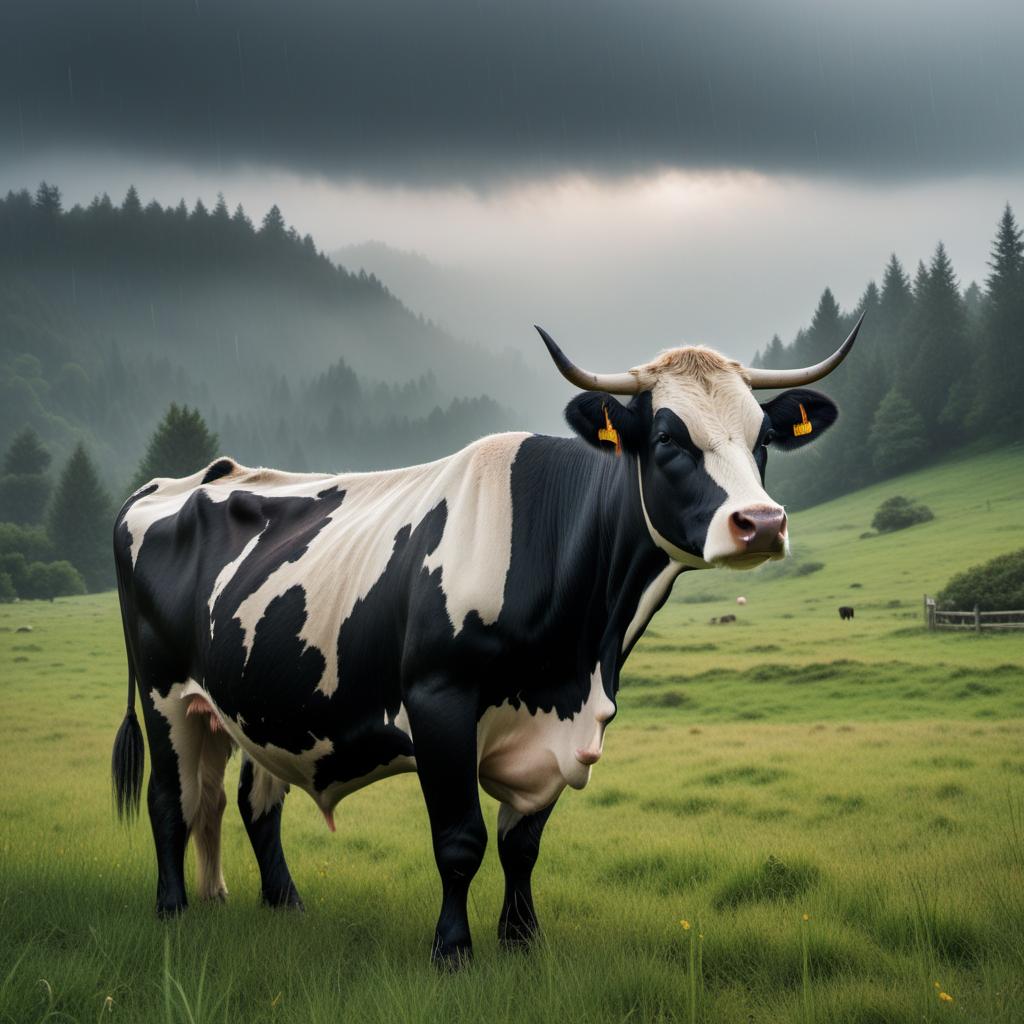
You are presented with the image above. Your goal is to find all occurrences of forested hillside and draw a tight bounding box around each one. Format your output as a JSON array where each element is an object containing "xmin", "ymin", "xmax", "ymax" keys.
[
  {"xmin": 0, "ymin": 184, "xmax": 526, "ymax": 486},
  {"xmin": 751, "ymin": 205, "xmax": 1024, "ymax": 508}
]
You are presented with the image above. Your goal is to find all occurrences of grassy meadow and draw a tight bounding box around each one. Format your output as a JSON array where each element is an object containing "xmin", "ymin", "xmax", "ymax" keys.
[{"xmin": 2, "ymin": 446, "xmax": 1023, "ymax": 1023}]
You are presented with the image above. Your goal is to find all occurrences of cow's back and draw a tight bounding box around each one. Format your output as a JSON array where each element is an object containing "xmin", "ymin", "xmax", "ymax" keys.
[{"xmin": 115, "ymin": 435, "xmax": 531, "ymax": 801}]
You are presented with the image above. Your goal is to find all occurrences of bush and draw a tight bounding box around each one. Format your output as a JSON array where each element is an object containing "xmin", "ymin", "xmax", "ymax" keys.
[
  {"xmin": 0, "ymin": 522, "xmax": 54, "ymax": 562},
  {"xmin": 21, "ymin": 560, "xmax": 86, "ymax": 601},
  {"xmin": 794, "ymin": 561, "xmax": 825, "ymax": 576},
  {"xmin": 938, "ymin": 549, "xmax": 1024, "ymax": 612},
  {"xmin": 0, "ymin": 571, "xmax": 15, "ymax": 602},
  {"xmin": 871, "ymin": 495, "xmax": 934, "ymax": 534},
  {"xmin": 0, "ymin": 552, "xmax": 29, "ymax": 594}
]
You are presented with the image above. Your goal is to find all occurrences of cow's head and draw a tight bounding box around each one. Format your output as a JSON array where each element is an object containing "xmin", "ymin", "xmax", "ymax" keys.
[{"xmin": 540, "ymin": 316, "xmax": 862, "ymax": 569}]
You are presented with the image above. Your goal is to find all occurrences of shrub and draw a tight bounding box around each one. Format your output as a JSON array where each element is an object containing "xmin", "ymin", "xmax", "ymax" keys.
[
  {"xmin": 938, "ymin": 549, "xmax": 1024, "ymax": 612},
  {"xmin": 0, "ymin": 571, "xmax": 15, "ymax": 602},
  {"xmin": 21, "ymin": 560, "xmax": 86, "ymax": 601},
  {"xmin": 871, "ymin": 495, "xmax": 934, "ymax": 534},
  {"xmin": 794, "ymin": 561, "xmax": 825, "ymax": 576},
  {"xmin": 0, "ymin": 522, "xmax": 54, "ymax": 562},
  {"xmin": 0, "ymin": 552, "xmax": 29, "ymax": 594}
]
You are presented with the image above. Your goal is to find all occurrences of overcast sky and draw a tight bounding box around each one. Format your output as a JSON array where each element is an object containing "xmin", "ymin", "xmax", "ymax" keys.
[{"xmin": 2, "ymin": 0, "xmax": 1021, "ymax": 367}]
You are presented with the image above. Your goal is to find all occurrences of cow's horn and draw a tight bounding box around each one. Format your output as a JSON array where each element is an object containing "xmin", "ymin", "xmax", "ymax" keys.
[
  {"xmin": 744, "ymin": 313, "xmax": 865, "ymax": 390},
  {"xmin": 536, "ymin": 326, "xmax": 641, "ymax": 394}
]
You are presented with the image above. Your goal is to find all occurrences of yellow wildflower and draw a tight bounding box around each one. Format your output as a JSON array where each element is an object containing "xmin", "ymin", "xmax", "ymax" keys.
[
  {"xmin": 934, "ymin": 981, "xmax": 942, "ymax": 989},
  {"xmin": 679, "ymin": 919, "xmax": 691, "ymax": 930},
  {"xmin": 802, "ymin": 913, "xmax": 810, "ymax": 922},
  {"xmin": 938, "ymin": 992, "xmax": 954, "ymax": 1004}
]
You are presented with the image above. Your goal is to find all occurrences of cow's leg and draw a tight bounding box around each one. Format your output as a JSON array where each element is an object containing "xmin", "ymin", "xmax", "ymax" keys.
[
  {"xmin": 237, "ymin": 754, "xmax": 303, "ymax": 909},
  {"xmin": 138, "ymin": 680, "xmax": 193, "ymax": 917},
  {"xmin": 497, "ymin": 802, "xmax": 556, "ymax": 951},
  {"xmin": 406, "ymin": 678, "xmax": 487, "ymax": 967},
  {"xmin": 191, "ymin": 723, "xmax": 233, "ymax": 902}
]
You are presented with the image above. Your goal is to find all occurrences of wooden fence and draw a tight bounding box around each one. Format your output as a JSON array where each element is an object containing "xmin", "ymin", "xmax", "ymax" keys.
[{"xmin": 923, "ymin": 595, "xmax": 1024, "ymax": 632}]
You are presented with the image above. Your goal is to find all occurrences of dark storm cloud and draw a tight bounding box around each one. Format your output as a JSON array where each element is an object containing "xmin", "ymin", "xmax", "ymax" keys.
[{"xmin": 1, "ymin": 0, "xmax": 1021, "ymax": 186}]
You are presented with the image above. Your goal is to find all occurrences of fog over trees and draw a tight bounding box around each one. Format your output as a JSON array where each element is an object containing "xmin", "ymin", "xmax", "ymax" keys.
[{"xmin": 1, "ymin": 181, "xmax": 1021, "ymax": 535}]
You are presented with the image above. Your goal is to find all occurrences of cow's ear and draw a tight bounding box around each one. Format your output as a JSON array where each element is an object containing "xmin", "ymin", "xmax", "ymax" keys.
[
  {"xmin": 760, "ymin": 388, "xmax": 838, "ymax": 450},
  {"xmin": 565, "ymin": 391, "xmax": 650, "ymax": 454}
]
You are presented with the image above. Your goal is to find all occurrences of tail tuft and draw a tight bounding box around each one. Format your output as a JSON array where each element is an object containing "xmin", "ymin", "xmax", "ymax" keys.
[{"xmin": 112, "ymin": 706, "xmax": 144, "ymax": 821}]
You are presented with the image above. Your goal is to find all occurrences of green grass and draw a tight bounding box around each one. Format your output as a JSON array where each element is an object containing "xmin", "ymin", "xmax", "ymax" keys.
[{"xmin": 2, "ymin": 446, "xmax": 1024, "ymax": 1023}]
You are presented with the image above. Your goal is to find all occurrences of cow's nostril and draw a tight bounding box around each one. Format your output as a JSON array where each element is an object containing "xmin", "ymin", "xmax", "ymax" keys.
[
  {"xmin": 729, "ymin": 511, "xmax": 757, "ymax": 543},
  {"xmin": 729, "ymin": 506, "xmax": 786, "ymax": 552}
]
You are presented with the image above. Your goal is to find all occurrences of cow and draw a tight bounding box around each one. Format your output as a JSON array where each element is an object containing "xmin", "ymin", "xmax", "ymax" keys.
[
  {"xmin": 839, "ymin": 606, "xmax": 855, "ymax": 620},
  {"xmin": 110, "ymin": 315, "xmax": 861, "ymax": 966}
]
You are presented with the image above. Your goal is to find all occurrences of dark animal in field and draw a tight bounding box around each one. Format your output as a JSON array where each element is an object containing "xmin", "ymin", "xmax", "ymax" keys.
[
  {"xmin": 839, "ymin": 606, "xmax": 855, "ymax": 620},
  {"xmin": 711, "ymin": 614, "xmax": 737, "ymax": 624},
  {"xmin": 111, "ymin": 315, "xmax": 861, "ymax": 966}
]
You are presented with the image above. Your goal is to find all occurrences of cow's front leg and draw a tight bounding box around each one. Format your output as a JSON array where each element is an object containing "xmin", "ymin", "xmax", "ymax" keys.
[
  {"xmin": 497, "ymin": 802, "xmax": 555, "ymax": 951},
  {"xmin": 406, "ymin": 676, "xmax": 487, "ymax": 968}
]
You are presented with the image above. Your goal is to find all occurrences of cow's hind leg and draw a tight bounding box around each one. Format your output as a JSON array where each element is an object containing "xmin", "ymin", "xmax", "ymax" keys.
[
  {"xmin": 139, "ymin": 680, "xmax": 193, "ymax": 917},
  {"xmin": 497, "ymin": 802, "xmax": 556, "ymax": 952},
  {"xmin": 191, "ymin": 717, "xmax": 233, "ymax": 902},
  {"xmin": 238, "ymin": 754, "xmax": 303, "ymax": 909},
  {"xmin": 406, "ymin": 676, "xmax": 487, "ymax": 967}
]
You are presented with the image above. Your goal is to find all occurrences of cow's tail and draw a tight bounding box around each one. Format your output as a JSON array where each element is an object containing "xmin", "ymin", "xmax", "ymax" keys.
[{"xmin": 111, "ymin": 514, "xmax": 145, "ymax": 822}]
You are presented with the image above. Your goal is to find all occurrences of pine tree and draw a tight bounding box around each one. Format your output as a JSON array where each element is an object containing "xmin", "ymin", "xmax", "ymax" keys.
[
  {"xmin": 34, "ymin": 181, "xmax": 62, "ymax": 214},
  {"xmin": 121, "ymin": 185, "xmax": 142, "ymax": 217},
  {"xmin": 0, "ymin": 427, "xmax": 52, "ymax": 525},
  {"xmin": 3, "ymin": 426, "xmax": 51, "ymax": 475},
  {"xmin": 133, "ymin": 404, "xmax": 220, "ymax": 488},
  {"xmin": 976, "ymin": 204, "xmax": 1024, "ymax": 437},
  {"xmin": 901, "ymin": 243, "xmax": 968, "ymax": 438},
  {"xmin": 762, "ymin": 334, "xmax": 785, "ymax": 369},
  {"xmin": 260, "ymin": 205, "xmax": 287, "ymax": 244},
  {"xmin": 879, "ymin": 255, "xmax": 913, "ymax": 332},
  {"xmin": 869, "ymin": 387, "xmax": 927, "ymax": 475},
  {"xmin": 794, "ymin": 288, "xmax": 842, "ymax": 364},
  {"xmin": 48, "ymin": 443, "xmax": 112, "ymax": 591}
]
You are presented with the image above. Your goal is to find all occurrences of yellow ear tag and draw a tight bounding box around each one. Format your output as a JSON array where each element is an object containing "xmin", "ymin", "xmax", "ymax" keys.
[
  {"xmin": 792, "ymin": 403, "xmax": 813, "ymax": 437},
  {"xmin": 598, "ymin": 405, "xmax": 622, "ymax": 455}
]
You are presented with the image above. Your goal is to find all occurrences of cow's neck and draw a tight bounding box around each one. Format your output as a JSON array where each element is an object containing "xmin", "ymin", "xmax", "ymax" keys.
[{"xmin": 549, "ymin": 444, "xmax": 685, "ymax": 690}]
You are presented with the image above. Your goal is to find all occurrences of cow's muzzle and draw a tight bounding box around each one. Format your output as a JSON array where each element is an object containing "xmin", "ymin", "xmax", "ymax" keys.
[{"xmin": 728, "ymin": 506, "xmax": 788, "ymax": 555}]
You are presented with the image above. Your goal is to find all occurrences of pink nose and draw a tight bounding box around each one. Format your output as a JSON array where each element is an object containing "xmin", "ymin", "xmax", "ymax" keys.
[
  {"xmin": 575, "ymin": 748, "xmax": 601, "ymax": 766},
  {"xmin": 728, "ymin": 506, "xmax": 787, "ymax": 553}
]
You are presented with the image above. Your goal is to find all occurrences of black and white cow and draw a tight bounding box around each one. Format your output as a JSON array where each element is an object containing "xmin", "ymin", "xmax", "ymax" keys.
[{"xmin": 111, "ymin": 317, "xmax": 861, "ymax": 964}]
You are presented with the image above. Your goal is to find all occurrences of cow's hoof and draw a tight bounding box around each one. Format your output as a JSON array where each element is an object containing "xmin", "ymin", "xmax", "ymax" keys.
[
  {"xmin": 156, "ymin": 901, "xmax": 187, "ymax": 919},
  {"xmin": 499, "ymin": 936, "xmax": 534, "ymax": 955},
  {"xmin": 431, "ymin": 938, "xmax": 473, "ymax": 971},
  {"xmin": 499, "ymin": 916, "xmax": 538, "ymax": 952},
  {"xmin": 263, "ymin": 884, "xmax": 304, "ymax": 911}
]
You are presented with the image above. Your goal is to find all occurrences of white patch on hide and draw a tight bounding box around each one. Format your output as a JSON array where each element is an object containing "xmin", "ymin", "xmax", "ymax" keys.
[
  {"xmin": 622, "ymin": 561, "xmax": 684, "ymax": 652},
  {"xmin": 477, "ymin": 665, "xmax": 616, "ymax": 816},
  {"xmin": 124, "ymin": 439, "xmax": 528, "ymax": 698}
]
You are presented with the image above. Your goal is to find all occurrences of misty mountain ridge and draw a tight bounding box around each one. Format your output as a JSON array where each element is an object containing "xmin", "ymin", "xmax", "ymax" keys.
[{"xmin": 0, "ymin": 184, "xmax": 533, "ymax": 487}]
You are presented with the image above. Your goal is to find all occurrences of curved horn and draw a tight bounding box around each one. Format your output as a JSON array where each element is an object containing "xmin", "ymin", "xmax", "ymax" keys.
[
  {"xmin": 535, "ymin": 326, "xmax": 641, "ymax": 394},
  {"xmin": 745, "ymin": 312, "xmax": 865, "ymax": 390}
]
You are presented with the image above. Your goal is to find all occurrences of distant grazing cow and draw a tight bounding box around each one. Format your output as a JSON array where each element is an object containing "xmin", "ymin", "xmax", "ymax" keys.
[
  {"xmin": 839, "ymin": 606, "xmax": 855, "ymax": 620},
  {"xmin": 717, "ymin": 614, "xmax": 737, "ymax": 624},
  {"xmin": 736, "ymin": 596, "xmax": 747, "ymax": 606},
  {"xmin": 111, "ymin": 316, "xmax": 861, "ymax": 966}
]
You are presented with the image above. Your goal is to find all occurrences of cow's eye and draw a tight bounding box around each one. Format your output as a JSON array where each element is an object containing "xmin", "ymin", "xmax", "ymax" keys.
[{"xmin": 656, "ymin": 431, "xmax": 672, "ymax": 445}]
